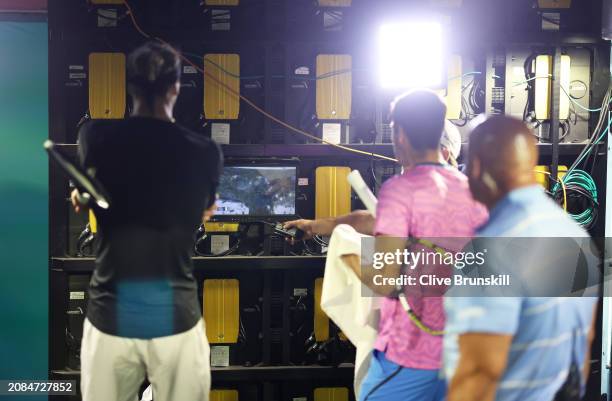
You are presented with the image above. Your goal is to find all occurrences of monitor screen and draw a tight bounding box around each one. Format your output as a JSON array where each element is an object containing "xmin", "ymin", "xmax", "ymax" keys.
[{"xmin": 216, "ymin": 165, "xmax": 297, "ymax": 217}]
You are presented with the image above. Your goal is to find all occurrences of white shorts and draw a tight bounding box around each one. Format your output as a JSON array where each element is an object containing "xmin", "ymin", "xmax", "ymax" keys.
[{"xmin": 80, "ymin": 318, "xmax": 211, "ymax": 401}]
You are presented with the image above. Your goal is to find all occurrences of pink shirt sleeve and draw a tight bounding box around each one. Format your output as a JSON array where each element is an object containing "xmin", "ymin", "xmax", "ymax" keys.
[{"xmin": 374, "ymin": 176, "xmax": 412, "ymax": 237}]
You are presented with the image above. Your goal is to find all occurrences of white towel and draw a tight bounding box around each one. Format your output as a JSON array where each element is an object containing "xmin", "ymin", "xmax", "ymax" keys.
[{"xmin": 321, "ymin": 224, "xmax": 380, "ymax": 400}]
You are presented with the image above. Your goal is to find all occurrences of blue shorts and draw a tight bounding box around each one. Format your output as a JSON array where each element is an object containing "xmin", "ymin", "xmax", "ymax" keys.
[{"xmin": 358, "ymin": 351, "xmax": 446, "ymax": 401}]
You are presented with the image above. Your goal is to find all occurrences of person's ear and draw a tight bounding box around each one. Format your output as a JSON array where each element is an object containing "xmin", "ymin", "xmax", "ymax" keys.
[
  {"xmin": 441, "ymin": 146, "xmax": 451, "ymax": 162},
  {"xmin": 173, "ymin": 81, "xmax": 181, "ymax": 96},
  {"xmin": 468, "ymin": 157, "xmax": 479, "ymax": 179}
]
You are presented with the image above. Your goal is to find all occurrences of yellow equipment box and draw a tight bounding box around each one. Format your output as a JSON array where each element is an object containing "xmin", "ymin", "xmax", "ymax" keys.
[
  {"xmin": 89, "ymin": 210, "xmax": 98, "ymax": 234},
  {"xmin": 537, "ymin": 0, "xmax": 571, "ymax": 8},
  {"xmin": 210, "ymin": 390, "xmax": 239, "ymax": 401},
  {"xmin": 205, "ymin": 222, "xmax": 240, "ymax": 233},
  {"xmin": 445, "ymin": 55, "xmax": 462, "ymax": 120},
  {"xmin": 315, "ymin": 166, "xmax": 351, "ymax": 219},
  {"xmin": 203, "ymin": 279, "xmax": 240, "ymax": 344},
  {"xmin": 89, "ymin": 53, "xmax": 126, "ymax": 119},
  {"xmin": 535, "ymin": 165, "xmax": 568, "ymax": 188},
  {"xmin": 314, "ymin": 277, "xmax": 330, "ymax": 342},
  {"xmin": 314, "ymin": 387, "xmax": 349, "ymax": 401},
  {"xmin": 204, "ymin": 54, "xmax": 240, "ymax": 120},
  {"xmin": 316, "ymin": 55, "xmax": 352, "ymax": 120},
  {"xmin": 534, "ymin": 55, "xmax": 571, "ymax": 120}
]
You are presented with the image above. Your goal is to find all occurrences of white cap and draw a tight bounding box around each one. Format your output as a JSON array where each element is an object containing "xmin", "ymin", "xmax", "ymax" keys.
[{"xmin": 440, "ymin": 120, "xmax": 462, "ymax": 160}]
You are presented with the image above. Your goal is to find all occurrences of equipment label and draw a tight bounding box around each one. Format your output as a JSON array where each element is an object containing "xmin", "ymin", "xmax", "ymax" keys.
[
  {"xmin": 69, "ymin": 291, "xmax": 85, "ymax": 300},
  {"xmin": 211, "ymin": 235, "xmax": 230, "ymax": 255},
  {"xmin": 298, "ymin": 178, "xmax": 309, "ymax": 186},
  {"xmin": 211, "ymin": 123, "xmax": 230, "ymax": 145},
  {"xmin": 322, "ymin": 123, "xmax": 341, "ymax": 144},
  {"xmin": 210, "ymin": 346, "xmax": 230, "ymax": 367},
  {"xmin": 293, "ymin": 288, "xmax": 308, "ymax": 297}
]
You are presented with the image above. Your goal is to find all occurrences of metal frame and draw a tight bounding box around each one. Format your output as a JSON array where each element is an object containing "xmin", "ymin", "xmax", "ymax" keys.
[{"xmin": 600, "ymin": 43, "xmax": 612, "ymax": 401}]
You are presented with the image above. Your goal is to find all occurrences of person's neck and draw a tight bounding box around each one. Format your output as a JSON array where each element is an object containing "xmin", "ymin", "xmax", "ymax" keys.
[
  {"xmin": 404, "ymin": 150, "xmax": 444, "ymax": 169},
  {"xmin": 487, "ymin": 177, "xmax": 538, "ymax": 210},
  {"xmin": 131, "ymin": 101, "xmax": 174, "ymax": 123}
]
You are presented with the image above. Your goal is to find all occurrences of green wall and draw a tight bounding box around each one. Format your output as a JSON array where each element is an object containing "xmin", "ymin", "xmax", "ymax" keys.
[{"xmin": 0, "ymin": 20, "xmax": 49, "ymax": 387}]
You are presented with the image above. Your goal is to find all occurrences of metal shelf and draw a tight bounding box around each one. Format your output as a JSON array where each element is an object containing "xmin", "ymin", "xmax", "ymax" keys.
[
  {"xmin": 51, "ymin": 255, "xmax": 326, "ymax": 273},
  {"xmin": 54, "ymin": 142, "xmax": 587, "ymax": 160},
  {"xmin": 51, "ymin": 364, "xmax": 354, "ymax": 382}
]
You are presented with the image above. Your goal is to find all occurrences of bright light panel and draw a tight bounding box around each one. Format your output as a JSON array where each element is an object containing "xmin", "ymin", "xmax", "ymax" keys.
[{"xmin": 378, "ymin": 22, "xmax": 444, "ymax": 89}]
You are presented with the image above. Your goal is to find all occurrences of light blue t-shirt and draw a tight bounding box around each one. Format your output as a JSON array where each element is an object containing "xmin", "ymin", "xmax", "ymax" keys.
[{"xmin": 444, "ymin": 185, "xmax": 598, "ymax": 401}]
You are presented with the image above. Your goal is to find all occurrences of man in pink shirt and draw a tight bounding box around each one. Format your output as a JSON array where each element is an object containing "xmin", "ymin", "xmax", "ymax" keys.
[{"xmin": 351, "ymin": 90, "xmax": 487, "ymax": 401}]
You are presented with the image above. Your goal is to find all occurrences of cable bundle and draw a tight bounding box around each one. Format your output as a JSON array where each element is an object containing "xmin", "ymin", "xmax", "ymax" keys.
[{"xmin": 553, "ymin": 169, "xmax": 599, "ymax": 229}]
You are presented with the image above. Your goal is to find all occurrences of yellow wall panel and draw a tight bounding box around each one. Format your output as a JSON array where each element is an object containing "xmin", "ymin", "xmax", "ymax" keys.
[
  {"xmin": 316, "ymin": 55, "xmax": 352, "ymax": 120},
  {"xmin": 203, "ymin": 279, "xmax": 239, "ymax": 344},
  {"xmin": 559, "ymin": 55, "xmax": 571, "ymax": 120},
  {"xmin": 314, "ymin": 278, "xmax": 329, "ymax": 342},
  {"xmin": 204, "ymin": 54, "xmax": 240, "ymax": 120},
  {"xmin": 210, "ymin": 390, "xmax": 239, "ymax": 401},
  {"xmin": 534, "ymin": 55, "xmax": 570, "ymax": 120},
  {"xmin": 315, "ymin": 166, "xmax": 351, "ymax": 219},
  {"xmin": 89, "ymin": 210, "xmax": 98, "ymax": 234},
  {"xmin": 537, "ymin": 0, "xmax": 571, "ymax": 8},
  {"xmin": 89, "ymin": 53, "xmax": 126, "ymax": 119},
  {"xmin": 535, "ymin": 55, "xmax": 552, "ymax": 120},
  {"xmin": 534, "ymin": 165, "xmax": 568, "ymax": 188},
  {"xmin": 445, "ymin": 55, "xmax": 462, "ymax": 120},
  {"xmin": 314, "ymin": 387, "xmax": 349, "ymax": 401}
]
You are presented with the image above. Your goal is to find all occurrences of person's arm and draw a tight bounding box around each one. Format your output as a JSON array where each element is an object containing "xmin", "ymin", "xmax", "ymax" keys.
[
  {"xmin": 201, "ymin": 142, "xmax": 223, "ymax": 224},
  {"xmin": 448, "ymin": 333, "xmax": 512, "ymax": 401},
  {"xmin": 284, "ymin": 210, "xmax": 375, "ymax": 239},
  {"xmin": 583, "ymin": 302, "xmax": 598, "ymax": 382},
  {"xmin": 207, "ymin": 142, "xmax": 223, "ymax": 209},
  {"xmin": 72, "ymin": 122, "xmax": 97, "ymax": 214},
  {"xmin": 341, "ymin": 235, "xmax": 406, "ymax": 296},
  {"xmin": 341, "ymin": 179, "xmax": 411, "ymax": 295},
  {"xmin": 444, "ymin": 297, "xmax": 521, "ymax": 401}
]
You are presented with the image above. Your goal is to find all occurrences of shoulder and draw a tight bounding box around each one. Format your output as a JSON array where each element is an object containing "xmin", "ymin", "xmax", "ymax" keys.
[
  {"xmin": 477, "ymin": 201, "xmax": 529, "ymax": 236},
  {"xmin": 378, "ymin": 174, "xmax": 413, "ymax": 203},
  {"xmin": 176, "ymin": 125, "xmax": 223, "ymax": 160},
  {"xmin": 78, "ymin": 119, "xmax": 125, "ymax": 148}
]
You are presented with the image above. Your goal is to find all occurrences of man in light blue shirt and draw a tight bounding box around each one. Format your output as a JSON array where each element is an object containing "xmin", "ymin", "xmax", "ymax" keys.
[{"xmin": 444, "ymin": 116, "xmax": 599, "ymax": 401}]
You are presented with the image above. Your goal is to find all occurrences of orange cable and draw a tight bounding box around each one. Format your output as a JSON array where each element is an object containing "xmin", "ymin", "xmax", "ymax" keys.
[{"xmin": 122, "ymin": 0, "xmax": 398, "ymax": 162}]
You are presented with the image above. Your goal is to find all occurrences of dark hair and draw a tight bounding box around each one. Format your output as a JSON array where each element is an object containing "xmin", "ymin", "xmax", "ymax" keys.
[
  {"xmin": 390, "ymin": 89, "xmax": 447, "ymax": 152},
  {"xmin": 127, "ymin": 42, "xmax": 181, "ymax": 108}
]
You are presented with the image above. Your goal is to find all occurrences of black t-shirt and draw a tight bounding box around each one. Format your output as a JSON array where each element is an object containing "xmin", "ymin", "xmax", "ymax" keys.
[{"xmin": 78, "ymin": 117, "xmax": 222, "ymax": 338}]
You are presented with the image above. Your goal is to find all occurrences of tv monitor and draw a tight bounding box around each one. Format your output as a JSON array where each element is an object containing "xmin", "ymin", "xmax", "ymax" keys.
[{"xmin": 214, "ymin": 162, "xmax": 297, "ymax": 221}]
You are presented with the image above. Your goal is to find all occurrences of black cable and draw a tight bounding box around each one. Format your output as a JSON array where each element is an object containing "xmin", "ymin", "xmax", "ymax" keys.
[
  {"xmin": 193, "ymin": 224, "xmax": 244, "ymax": 257},
  {"xmin": 362, "ymin": 364, "xmax": 403, "ymax": 401},
  {"xmin": 571, "ymin": 84, "xmax": 612, "ymax": 173}
]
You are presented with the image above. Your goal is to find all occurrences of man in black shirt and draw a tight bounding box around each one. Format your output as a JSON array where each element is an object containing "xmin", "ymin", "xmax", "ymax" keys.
[{"xmin": 73, "ymin": 42, "xmax": 221, "ymax": 401}]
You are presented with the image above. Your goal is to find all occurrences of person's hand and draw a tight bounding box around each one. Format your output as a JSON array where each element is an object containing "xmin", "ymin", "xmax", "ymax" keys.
[
  {"xmin": 283, "ymin": 219, "xmax": 317, "ymax": 240},
  {"xmin": 71, "ymin": 189, "xmax": 83, "ymax": 213},
  {"xmin": 203, "ymin": 203, "xmax": 218, "ymax": 223}
]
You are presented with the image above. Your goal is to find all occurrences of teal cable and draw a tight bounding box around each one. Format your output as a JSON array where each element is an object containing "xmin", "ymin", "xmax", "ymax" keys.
[
  {"xmin": 512, "ymin": 74, "xmax": 608, "ymax": 112},
  {"xmin": 556, "ymin": 169, "xmax": 598, "ymax": 227},
  {"xmin": 567, "ymin": 124, "xmax": 610, "ymax": 174}
]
